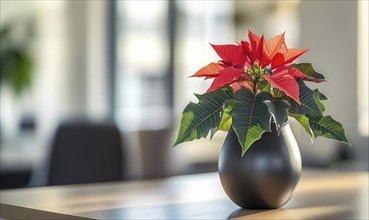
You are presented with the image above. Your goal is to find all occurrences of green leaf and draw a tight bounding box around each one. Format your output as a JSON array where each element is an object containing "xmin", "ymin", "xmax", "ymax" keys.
[
  {"xmin": 314, "ymin": 92, "xmax": 326, "ymax": 113},
  {"xmin": 289, "ymin": 79, "xmax": 325, "ymax": 117},
  {"xmin": 273, "ymin": 88, "xmax": 287, "ymax": 98},
  {"xmin": 308, "ymin": 115, "xmax": 351, "ymax": 145},
  {"xmin": 314, "ymin": 89, "xmax": 328, "ymax": 101},
  {"xmin": 210, "ymin": 101, "xmax": 235, "ymax": 139},
  {"xmin": 291, "ymin": 63, "xmax": 326, "ymax": 82},
  {"xmin": 230, "ymin": 88, "xmax": 272, "ymax": 155},
  {"xmin": 264, "ymin": 99, "xmax": 290, "ymax": 135},
  {"xmin": 219, "ymin": 102, "xmax": 234, "ymax": 131},
  {"xmin": 289, "ymin": 113, "xmax": 313, "ymax": 139},
  {"xmin": 174, "ymin": 87, "xmax": 234, "ymax": 146},
  {"xmin": 258, "ymin": 77, "xmax": 271, "ymax": 93}
]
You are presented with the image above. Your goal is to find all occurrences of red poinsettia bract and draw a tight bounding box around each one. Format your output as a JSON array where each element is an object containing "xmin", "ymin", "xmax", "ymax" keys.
[{"xmin": 191, "ymin": 30, "xmax": 311, "ymax": 104}]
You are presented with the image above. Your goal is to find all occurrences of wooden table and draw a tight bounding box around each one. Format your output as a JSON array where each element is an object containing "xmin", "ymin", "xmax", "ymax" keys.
[{"xmin": 0, "ymin": 169, "xmax": 368, "ymax": 219}]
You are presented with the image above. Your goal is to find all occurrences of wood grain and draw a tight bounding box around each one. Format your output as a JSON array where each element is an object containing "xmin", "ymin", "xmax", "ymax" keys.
[{"xmin": 1, "ymin": 169, "xmax": 368, "ymax": 219}]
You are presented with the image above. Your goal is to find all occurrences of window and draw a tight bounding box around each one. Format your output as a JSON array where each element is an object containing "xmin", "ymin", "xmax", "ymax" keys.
[
  {"xmin": 114, "ymin": 1, "xmax": 302, "ymax": 166},
  {"xmin": 357, "ymin": 0, "xmax": 369, "ymax": 136},
  {"xmin": 115, "ymin": 1, "xmax": 171, "ymax": 131}
]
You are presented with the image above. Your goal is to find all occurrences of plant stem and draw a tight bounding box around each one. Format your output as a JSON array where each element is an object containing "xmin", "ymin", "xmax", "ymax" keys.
[{"xmin": 253, "ymin": 76, "xmax": 259, "ymax": 94}]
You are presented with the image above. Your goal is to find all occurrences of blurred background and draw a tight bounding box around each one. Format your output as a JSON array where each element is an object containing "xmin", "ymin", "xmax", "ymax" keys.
[{"xmin": 0, "ymin": 0, "xmax": 368, "ymax": 189}]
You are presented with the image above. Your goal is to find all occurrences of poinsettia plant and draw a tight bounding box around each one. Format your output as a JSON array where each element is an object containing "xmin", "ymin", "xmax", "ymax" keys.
[{"xmin": 174, "ymin": 30, "xmax": 350, "ymax": 156}]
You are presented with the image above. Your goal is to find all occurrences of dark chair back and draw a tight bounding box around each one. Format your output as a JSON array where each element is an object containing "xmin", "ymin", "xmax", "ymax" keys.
[{"xmin": 47, "ymin": 121, "xmax": 124, "ymax": 186}]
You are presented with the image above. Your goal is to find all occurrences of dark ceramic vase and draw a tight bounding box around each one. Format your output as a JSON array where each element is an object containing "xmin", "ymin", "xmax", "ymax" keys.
[{"xmin": 218, "ymin": 124, "xmax": 302, "ymax": 209}]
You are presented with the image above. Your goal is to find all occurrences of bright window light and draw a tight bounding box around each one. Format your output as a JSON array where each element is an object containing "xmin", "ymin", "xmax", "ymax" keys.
[{"xmin": 357, "ymin": 0, "xmax": 368, "ymax": 136}]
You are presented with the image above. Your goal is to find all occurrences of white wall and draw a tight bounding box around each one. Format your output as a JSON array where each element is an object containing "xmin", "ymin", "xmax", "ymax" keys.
[{"xmin": 299, "ymin": 1, "xmax": 368, "ymax": 169}]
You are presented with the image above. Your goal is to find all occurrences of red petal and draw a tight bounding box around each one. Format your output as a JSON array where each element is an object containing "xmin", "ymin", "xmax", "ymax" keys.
[
  {"xmin": 191, "ymin": 62, "xmax": 225, "ymax": 78},
  {"xmin": 210, "ymin": 44, "xmax": 246, "ymax": 67},
  {"xmin": 206, "ymin": 67, "xmax": 244, "ymax": 93},
  {"xmin": 262, "ymin": 32, "xmax": 286, "ymax": 66},
  {"xmin": 240, "ymin": 40, "xmax": 252, "ymax": 67},
  {"xmin": 270, "ymin": 52, "xmax": 284, "ymax": 69},
  {"xmin": 271, "ymin": 48, "xmax": 308, "ymax": 69},
  {"xmin": 248, "ymin": 30, "xmax": 261, "ymax": 45},
  {"xmin": 241, "ymin": 40, "xmax": 251, "ymax": 55},
  {"xmin": 231, "ymin": 81, "xmax": 253, "ymax": 92},
  {"xmin": 275, "ymin": 66, "xmax": 307, "ymax": 79},
  {"xmin": 248, "ymin": 31, "xmax": 264, "ymax": 64},
  {"xmin": 283, "ymin": 48, "xmax": 308, "ymax": 64},
  {"xmin": 263, "ymin": 70, "xmax": 300, "ymax": 104}
]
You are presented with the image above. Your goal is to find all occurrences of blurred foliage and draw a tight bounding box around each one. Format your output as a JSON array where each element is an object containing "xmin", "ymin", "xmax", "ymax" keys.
[{"xmin": 0, "ymin": 19, "xmax": 35, "ymax": 96}]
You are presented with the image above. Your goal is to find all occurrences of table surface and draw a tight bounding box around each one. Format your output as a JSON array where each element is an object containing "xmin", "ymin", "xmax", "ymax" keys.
[{"xmin": 0, "ymin": 169, "xmax": 368, "ymax": 220}]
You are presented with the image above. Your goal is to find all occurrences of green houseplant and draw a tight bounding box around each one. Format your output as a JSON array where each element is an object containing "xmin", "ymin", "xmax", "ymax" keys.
[
  {"xmin": 174, "ymin": 30, "xmax": 350, "ymax": 209},
  {"xmin": 0, "ymin": 21, "xmax": 34, "ymax": 96}
]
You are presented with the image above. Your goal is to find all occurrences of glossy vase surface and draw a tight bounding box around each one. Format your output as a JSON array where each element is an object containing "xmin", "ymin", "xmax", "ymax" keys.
[{"xmin": 218, "ymin": 124, "xmax": 302, "ymax": 209}]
